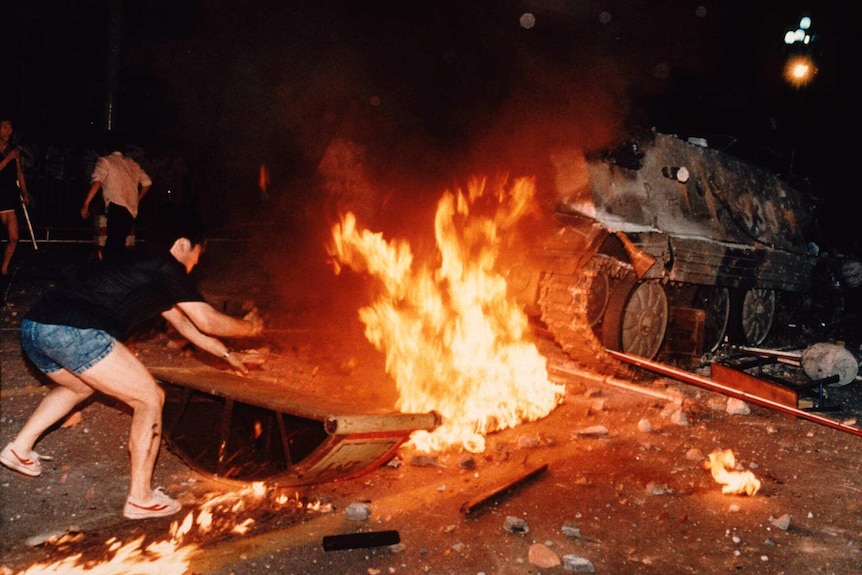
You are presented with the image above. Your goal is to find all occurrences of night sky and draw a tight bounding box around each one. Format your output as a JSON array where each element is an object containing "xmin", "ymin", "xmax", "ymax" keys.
[{"xmin": 2, "ymin": 1, "xmax": 858, "ymax": 250}]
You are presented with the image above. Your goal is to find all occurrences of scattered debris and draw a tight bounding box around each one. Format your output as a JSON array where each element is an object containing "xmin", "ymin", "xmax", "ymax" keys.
[
  {"xmin": 660, "ymin": 403, "xmax": 678, "ymax": 417},
  {"xmin": 589, "ymin": 398, "xmax": 606, "ymax": 413},
  {"xmin": 573, "ymin": 425, "xmax": 608, "ymax": 437},
  {"xmin": 670, "ymin": 409, "xmax": 688, "ymax": 426},
  {"xmin": 517, "ymin": 435, "xmax": 540, "ymax": 448},
  {"xmin": 646, "ymin": 482, "xmax": 673, "ymax": 495},
  {"xmin": 685, "ymin": 448, "xmax": 703, "ymax": 461},
  {"xmin": 410, "ymin": 453, "xmax": 439, "ymax": 467},
  {"xmin": 343, "ymin": 502, "xmax": 371, "ymax": 521},
  {"xmin": 726, "ymin": 397, "xmax": 751, "ymax": 415},
  {"xmin": 461, "ymin": 464, "xmax": 548, "ymax": 515},
  {"xmin": 769, "ymin": 514, "xmax": 792, "ymax": 531},
  {"xmin": 385, "ymin": 456, "xmax": 403, "ymax": 469},
  {"xmin": 609, "ymin": 349, "xmax": 862, "ymax": 438},
  {"xmin": 561, "ymin": 522, "xmax": 581, "ymax": 538},
  {"xmin": 503, "ymin": 516, "xmax": 530, "ymax": 534},
  {"xmin": 528, "ymin": 543, "xmax": 561, "ymax": 568},
  {"xmin": 562, "ymin": 553, "xmax": 595, "ymax": 572},
  {"xmin": 801, "ymin": 343, "xmax": 859, "ymax": 386},
  {"xmin": 637, "ymin": 418, "xmax": 654, "ymax": 432},
  {"xmin": 458, "ymin": 455, "xmax": 476, "ymax": 469},
  {"xmin": 707, "ymin": 396, "xmax": 727, "ymax": 411},
  {"xmin": 322, "ymin": 530, "xmax": 400, "ymax": 551}
]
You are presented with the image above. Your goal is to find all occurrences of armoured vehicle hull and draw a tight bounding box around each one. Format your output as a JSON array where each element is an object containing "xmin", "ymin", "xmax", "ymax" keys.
[{"xmin": 511, "ymin": 131, "xmax": 849, "ymax": 368}]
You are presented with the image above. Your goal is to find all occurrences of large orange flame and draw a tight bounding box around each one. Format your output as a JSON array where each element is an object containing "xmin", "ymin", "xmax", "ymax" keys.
[{"xmin": 329, "ymin": 177, "xmax": 565, "ymax": 453}]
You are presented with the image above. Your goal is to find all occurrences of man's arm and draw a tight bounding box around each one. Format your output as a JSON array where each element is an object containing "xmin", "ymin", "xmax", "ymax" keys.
[
  {"xmin": 161, "ymin": 305, "xmax": 262, "ymax": 373},
  {"xmin": 138, "ymin": 184, "xmax": 151, "ymax": 203},
  {"xmin": 81, "ymin": 181, "xmax": 102, "ymax": 219},
  {"xmin": 174, "ymin": 300, "xmax": 263, "ymax": 337},
  {"xmin": 137, "ymin": 164, "xmax": 152, "ymax": 203}
]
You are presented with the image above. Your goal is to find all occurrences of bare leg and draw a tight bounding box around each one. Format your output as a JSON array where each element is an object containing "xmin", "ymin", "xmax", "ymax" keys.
[
  {"xmin": 1, "ymin": 211, "xmax": 19, "ymax": 275},
  {"xmin": 75, "ymin": 342, "xmax": 165, "ymax": 502},
  {"xmin": 9, "ymin": 370, "xmax": 94, "ymax": 452}
]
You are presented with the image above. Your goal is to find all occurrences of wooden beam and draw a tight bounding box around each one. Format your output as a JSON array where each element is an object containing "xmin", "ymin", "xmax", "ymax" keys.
[{"xmin": 710, "ymin": 362, "xmax": 798, "ymax": 408}]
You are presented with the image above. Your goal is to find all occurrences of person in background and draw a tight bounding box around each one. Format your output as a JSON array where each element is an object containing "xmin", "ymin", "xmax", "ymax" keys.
[
  {"xmin": 0, "ymin": 117, "xmax": 29, "ymax": 276},
  {"xmin": 0, "ymin": 207, "xmax": 264, "ymax": 520},
  {"xmin": 81, "ymin": 139, "xmax": 151, "ymax": 263}
]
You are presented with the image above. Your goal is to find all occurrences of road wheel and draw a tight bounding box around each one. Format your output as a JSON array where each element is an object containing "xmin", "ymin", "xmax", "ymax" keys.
[
  {"xmin": 695, "ymin": 286, "xmax": 730, "ymax": 352},
  {"xmin": 603, "ymin": 280, "xmax": 669, "ymax": 359},
  {"xmin": 586, "ymin": 269, "xmax": 610, "ymax": 327},
  {"xmin": 733, "ymin": 287, "xmax": 775, "ymax": 346}
]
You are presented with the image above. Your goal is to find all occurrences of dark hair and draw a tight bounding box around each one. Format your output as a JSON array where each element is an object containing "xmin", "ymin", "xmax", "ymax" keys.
[
  {"xmin": 102, "ymin": 131, "xmax": 125, "ymax": 154},
  {"xmin": 1, "ymin": 117, "xmax": 19, "ymax": 146},
  {"xmin": 146, "ymin": 204, "xmax": 207, "ymax": 254}
]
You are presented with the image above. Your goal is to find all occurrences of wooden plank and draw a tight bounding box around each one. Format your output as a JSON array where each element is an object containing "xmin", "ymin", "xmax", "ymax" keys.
[
  {"xmin": 709, "ymin": 362, "xmax": 798, "ymax": 407},
  {"xmin": 151, "ymin": 365, "xmax": 398, "ymax": 422}
]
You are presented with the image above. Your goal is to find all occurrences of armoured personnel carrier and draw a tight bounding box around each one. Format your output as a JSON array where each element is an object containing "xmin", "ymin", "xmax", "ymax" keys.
[{"xmin": 509, "ymin": 131, "xmax": 854, "ymax": 370}]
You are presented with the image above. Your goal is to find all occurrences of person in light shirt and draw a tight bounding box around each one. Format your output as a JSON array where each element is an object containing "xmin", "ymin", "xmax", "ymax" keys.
[{"xmin": 81, "ymin": 139, "xmax": 152, "ymax": 263}]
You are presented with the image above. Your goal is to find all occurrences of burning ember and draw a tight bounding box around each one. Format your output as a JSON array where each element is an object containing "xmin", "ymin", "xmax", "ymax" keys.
[
  {"xmin": 704, "ymin": 449, "xmax": 762, "ymax": 496},
  {"xmin": 328, "ymin": 177, "xmax": 565, "ymax": 453}
]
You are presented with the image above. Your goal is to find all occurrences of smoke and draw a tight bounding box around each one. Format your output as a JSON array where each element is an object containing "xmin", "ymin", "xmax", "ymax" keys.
[
  {"xmin": 208, "ymin": 3, "xmax": 731, "ymax": 323},
  {"xmin": 251, "ymin": 6, "xmax": 649, "ymax": 322}
]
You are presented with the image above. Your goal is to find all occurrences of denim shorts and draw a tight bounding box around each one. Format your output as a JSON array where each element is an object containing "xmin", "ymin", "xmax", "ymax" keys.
[{"xmin": 21, "ymin": 319, "xmax": 116, "ymax": 375}]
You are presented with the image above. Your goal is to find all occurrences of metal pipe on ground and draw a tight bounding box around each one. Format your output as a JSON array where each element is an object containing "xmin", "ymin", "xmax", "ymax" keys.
[{"xmin": 607, "ymin": 349, "xmax": 862, "ymax": 438}]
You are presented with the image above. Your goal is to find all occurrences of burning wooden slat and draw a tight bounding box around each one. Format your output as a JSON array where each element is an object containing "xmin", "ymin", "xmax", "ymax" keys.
[{"xmin": 324, "ymin": 412, "xmax": 441, "ymax": 435}]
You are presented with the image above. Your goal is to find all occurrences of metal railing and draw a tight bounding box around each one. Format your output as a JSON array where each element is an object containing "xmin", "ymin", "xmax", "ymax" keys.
[
  {"xmin": 13, "ymin": 145, "xmax": 265, "ymax": 244},
  {"xmin": 17, "ymin": 145, "xmax": 93, "ymax": 243}
]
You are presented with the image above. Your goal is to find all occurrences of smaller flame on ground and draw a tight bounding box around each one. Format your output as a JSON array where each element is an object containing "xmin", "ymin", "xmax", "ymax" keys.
[
  {"xmin": 704, "ymin": 449, "xmax": 761, "ymax": 496},
  {"xmin": 8, "ymin": 483, "xmax": 332, "ymax": 575}
]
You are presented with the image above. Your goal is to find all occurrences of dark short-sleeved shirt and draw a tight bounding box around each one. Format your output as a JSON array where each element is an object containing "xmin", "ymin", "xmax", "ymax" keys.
[
  {"xmin": 0, "ymin": 145, "xmax": 21, "ymax": 212},
  {"xmin": 25, "ymin": 253, "xmax": 205, "ymax": 340}
]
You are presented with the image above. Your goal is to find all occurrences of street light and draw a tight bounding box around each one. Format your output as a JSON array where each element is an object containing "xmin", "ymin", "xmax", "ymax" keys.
[
  {"xmin": 782, "ymin": 16, "xmax": 817, "ymax": 89},
  {"xmin": 784, "ymin": 55, "xmax": 816, "ymax": 88}
]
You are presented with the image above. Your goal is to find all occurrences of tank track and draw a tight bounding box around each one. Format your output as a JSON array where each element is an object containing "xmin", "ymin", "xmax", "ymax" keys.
[{"xmin": 539, "ymin": 255, "xmax": 645, "ymax": 380}]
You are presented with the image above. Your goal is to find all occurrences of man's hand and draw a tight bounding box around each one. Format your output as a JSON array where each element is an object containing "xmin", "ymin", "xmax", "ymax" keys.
[
  {"xmin": 243, "ymin": 307, "xmax": 264, "ymax": 336},
  {"xmin": 82, "ymin": 181, "xmax": 102, "ymax": 220},
  {"xmin": 224, "ymin": 348, "xmax": 268, "ymax": 375}
]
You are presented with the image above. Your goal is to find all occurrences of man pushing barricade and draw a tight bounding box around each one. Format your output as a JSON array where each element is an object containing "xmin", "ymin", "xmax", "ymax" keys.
[{"xmin": 0, "ymin": 206, "xmax": 265, "ymax": 520}]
